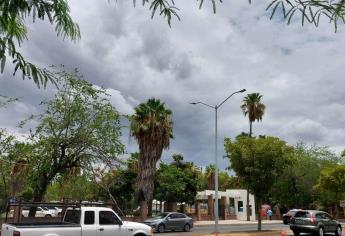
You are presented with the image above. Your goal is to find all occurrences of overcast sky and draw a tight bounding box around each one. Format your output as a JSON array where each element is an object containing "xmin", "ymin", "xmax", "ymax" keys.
[{"xmin": 1, "ymin": 0, "xmax": 345, "ymax": 169}]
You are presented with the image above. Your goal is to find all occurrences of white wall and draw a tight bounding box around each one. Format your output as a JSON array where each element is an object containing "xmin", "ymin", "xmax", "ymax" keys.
[{"xmin": 226, "ymin": 189, "xmax": 256, "ymax": 221}]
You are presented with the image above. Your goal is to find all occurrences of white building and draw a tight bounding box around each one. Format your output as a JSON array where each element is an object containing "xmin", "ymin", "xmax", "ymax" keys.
[{"xmin": 196, "ymin": 189, "xmax": 256, "ymax": 221}]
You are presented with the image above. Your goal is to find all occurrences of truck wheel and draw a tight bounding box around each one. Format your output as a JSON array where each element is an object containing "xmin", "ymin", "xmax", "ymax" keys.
[
  {"xmin": 292, "ymin": 230, "xmax": 300, "ymax": 236},
  {"xmin": 335, "ymin": 225, "xmax": 342, "ymax": 236},
  {"xmin": 184, "ymin": 224, "xmax": 191, "ymax": 232},
  {"xmin": 157, "ymin": 224, "xmax": 165, "ymax": 233},
  {"xmin": 318, "ymin": 227, "xmax": 324, "ymax": 236}
]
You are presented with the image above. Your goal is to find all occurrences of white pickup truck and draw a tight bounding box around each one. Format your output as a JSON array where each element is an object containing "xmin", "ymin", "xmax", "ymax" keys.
[{"xmin": 1, "ymin": 207, "xmax": 153, "ymax": 236}]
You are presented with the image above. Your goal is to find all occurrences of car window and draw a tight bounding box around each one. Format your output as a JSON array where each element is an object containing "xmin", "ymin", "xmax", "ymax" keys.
[
  {"xmin": 175, "ymin": 214, "xmax": 186, "ymax": 219},
  {"xmin": 323, "ymin": 213, "xmax": 333, "ymax": 220},
  {"xmin": 99, "ymin": 211, "xmax": 121, "ymax": 225},
  {"xmin": 316, "ymin": 213, "xmax": 324, "ymax": 219},
  {"xmin": 84, "ymin": 211, "xmax": 95, "ymax": 225},
  {"xmin": 154, "ymin": 213, "xmax": 168, "ymax": 219},
  {"xmin": 295, "ymin": 211, "xmax": 311, "ymax": 218},
  {"xmin": 170, "ymin": 214, "xmax": 179, "ymax": 219},
  {"xmin": 64, "ymin": 209, "xmax": 81, "ymax": 224}
]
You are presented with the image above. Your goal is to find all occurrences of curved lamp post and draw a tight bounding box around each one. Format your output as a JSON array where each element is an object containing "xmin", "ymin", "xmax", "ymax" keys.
[{"xmin": 190, "ymin": 88, "xmax": 246, "ymax": 234}]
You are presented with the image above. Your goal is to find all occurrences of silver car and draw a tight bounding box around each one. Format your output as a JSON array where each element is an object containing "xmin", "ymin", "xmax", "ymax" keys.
[{"xmin": 144, "ymin": 212, "xmax": 193, "ymax": 233}]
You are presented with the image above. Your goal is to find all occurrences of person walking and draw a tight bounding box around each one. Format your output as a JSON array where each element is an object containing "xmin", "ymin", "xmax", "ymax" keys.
[{"xmin": 267, "ymin": 209, "xmax": 273, "ymax": 221}]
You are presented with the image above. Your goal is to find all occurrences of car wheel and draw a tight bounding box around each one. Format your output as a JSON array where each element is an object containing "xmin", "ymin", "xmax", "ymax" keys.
[
  {"xmin": 335, "ymin": 225, "xmax": 342, "ymax": 236},
  {"xmin": 184, "ymin": 224, "xmax": 191, "ymax": 232},
  {"xmin": 318, "ymin": 227, "xmax": 324, "ymax": 236},
  {"xmin": 45, "ymin": 214, "xmax": 52, "ymax": 217},
  {"xmin": 157, "ymin": 224, "xmax": 165, "ymax": 233},
  {"xmin": 292, "ymin": 230, "xmax": 300, "ymax": 236}
]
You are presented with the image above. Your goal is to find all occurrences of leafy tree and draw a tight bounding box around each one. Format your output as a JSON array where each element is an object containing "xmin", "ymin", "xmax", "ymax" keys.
[
  {"xmin": 106, "ymin": 153, "xmax": 139, "ymax": 215},
  {"xmin": 0, "ymin": 129, "xmax": 16, "ymax": 211},
  {"xmin": 240, "ymin": 92, "xmax": 266, "ymax": 221},
  {"xmin": 315, "ymin": 165, "xmax": 345, "ymax": 217},
  {"xmin": 154, "ymin": 154, "xmax": 198, "ymax": 206},
  {"xmin": 129, "ymin": 98, "xmax": 173, "ymax": 219},
  {"xmin": 225, "ymin": 135, "xmax": 294, "ymax": 231},
  {"xmin": 219, "ymin": 172, "xmax": 244, "ymax": 191},
  {"xmin": 271, "ymin": 144, "xmax": 340, "ymax": 210},
  {"xmin": 45, "ymin": 174, "xmax": 99, "ymax": 202},
  {"xmin": 0, "ymin": 0, "xmax": 80, "ymax": 87},
  {"xmin": 22, "ymin": 71, "xmax": 124, "ymax": 216}
]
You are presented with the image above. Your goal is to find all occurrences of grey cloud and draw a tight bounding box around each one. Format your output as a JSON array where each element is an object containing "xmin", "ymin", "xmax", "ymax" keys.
[{"xmin": 1, "ymin": 0, "xmax": 345, "ymax": 169}]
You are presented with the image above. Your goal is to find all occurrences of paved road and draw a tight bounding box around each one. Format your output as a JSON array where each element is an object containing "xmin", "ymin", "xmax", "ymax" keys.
[
  {"xmin": 155, "ymin": 223, "xmax": 292, "ymax": 235},
  {"xmin": 155, "ymin": 223, "xmax": 345, "ymax": 236},
  {"xmin": 192, "ymin": 223, "xmax": 291, "ymax": 233}
]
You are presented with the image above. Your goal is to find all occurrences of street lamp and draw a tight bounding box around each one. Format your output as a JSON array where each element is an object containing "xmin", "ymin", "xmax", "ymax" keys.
[{"xmin": 190, "ymin": 89, "xmax": 246, "ymax": 234}]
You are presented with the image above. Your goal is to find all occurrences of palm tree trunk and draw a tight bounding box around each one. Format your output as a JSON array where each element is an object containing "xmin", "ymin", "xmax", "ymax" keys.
[
  {"xmin": 148, "ymin": 199, "xmax": 153, "ymax": 217},
  {"xmin": 140, "ymin": 200, "xmax": 148, "ymax": 221}
]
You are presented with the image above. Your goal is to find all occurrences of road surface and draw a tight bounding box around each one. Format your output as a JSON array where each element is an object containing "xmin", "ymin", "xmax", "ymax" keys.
[{"xmin": 155, "ymin": 222, "xmax": 292, "ymax": 235}]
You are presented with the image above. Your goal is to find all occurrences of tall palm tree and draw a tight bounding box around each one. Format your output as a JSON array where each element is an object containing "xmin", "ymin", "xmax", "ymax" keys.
[
  {"xmin": 130, "ymin": 98, "xmax": 173, "ymax": 220},
  {"xmin": 240, "ymin": 93, "xmax": 266, "ymax": 137},
  {"xmin": 240, "ymin": 93, "xmax": 266, "ymax": 221}
]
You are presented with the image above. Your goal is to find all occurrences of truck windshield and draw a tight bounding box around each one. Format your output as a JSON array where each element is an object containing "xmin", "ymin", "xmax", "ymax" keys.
[{"xmin": 64, "ymin": 209, "xmax": 81, "ymax": 224}]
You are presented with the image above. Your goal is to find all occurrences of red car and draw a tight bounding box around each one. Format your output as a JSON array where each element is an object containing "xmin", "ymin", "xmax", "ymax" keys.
[{"xmin": 283, "ymin": 209, "xmax": 299, "ymax": 224}]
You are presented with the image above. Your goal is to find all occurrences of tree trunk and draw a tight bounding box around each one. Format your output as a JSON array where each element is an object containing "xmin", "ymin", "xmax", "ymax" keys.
[
  {"xmin": 257, "ymin": 197, "xmax": 262, "ymax": 231},
  {"xmin": 246, "ymin": 188, "xmax": 250, "ymax": 221},
  {"xmin": 159, "ymin": 200, "xmax": 162, "ymax": 213},
  {"xmin": 148, "ymin": 199, "xmax": 152, "ymax": 217},
  {"xmin": 28, "ymin": 174, "xmax": 51, "ymax": 217},
  {"xmin": 335, "ymin": 203, "xmax": 339, "ymax": 218},
  {"xmin": 140, "ymin": 200, "xmax": 148, "ymax": 221},
  {"xmin": 28, "ymin": 193, "xmax": 44, "ymax": 217}
]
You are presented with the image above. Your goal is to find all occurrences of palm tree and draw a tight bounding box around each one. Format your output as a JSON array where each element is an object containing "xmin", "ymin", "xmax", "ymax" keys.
[
  {"xmin": 240, "ymin": 93, "xmax": 266, "ymax": 222},
  {"xmin": 130, "ymin": 98, "xmax": 173, "ymax": 220},
  {"xmin": 240, "ymin": 93, "xmax": 266, "ymax": 137},
  {"xmin": 205, "ymin": 165, "xmax": 216, "ymax": 190}
]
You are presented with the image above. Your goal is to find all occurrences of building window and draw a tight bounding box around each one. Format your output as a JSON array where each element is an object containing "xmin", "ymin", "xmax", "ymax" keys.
[{"xmin": 238, "ymin": 201, "xmax": 243, "ymax": 212}]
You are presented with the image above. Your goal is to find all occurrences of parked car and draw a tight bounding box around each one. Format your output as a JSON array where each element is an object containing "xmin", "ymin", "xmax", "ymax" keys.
[
  {"xmin": 144, "ymin": 212, "xmax": 193, "ymax": 233},
  {"xmin": 283, "ymin": 209, "xmax": 299, "ymax": 224},
  {"xmin": 21, "ymin": 206, "xmax": 56, "ymax": 217},
  {"xmin": 45, "ymin": 206, "xmax": 62, "ymax": 216},
  {"xmin": 290, "ymin": 210, "xmax": 342, "ymax": 236},
  {"xmin": 1, "ymin": 206, "xmax": 153, "ymax": 236}
]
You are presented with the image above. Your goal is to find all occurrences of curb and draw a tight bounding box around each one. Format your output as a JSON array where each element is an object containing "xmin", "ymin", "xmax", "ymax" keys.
[{"xmin": 202, "ymin": 230, "xmax": 286, "ymax": 236}]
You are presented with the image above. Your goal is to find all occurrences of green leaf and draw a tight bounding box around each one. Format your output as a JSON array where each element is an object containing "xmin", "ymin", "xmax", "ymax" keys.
[{"xmin": 1, "ymin": 55, "xmax": 6, "ymax": 73}]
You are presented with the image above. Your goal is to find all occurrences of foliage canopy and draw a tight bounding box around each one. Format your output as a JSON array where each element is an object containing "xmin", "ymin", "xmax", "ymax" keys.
[
  {"xmin": 22, "ymin": 71, "xmax": 124, "ymax": 209},
  {"xmin": 0, "ymin": 0, "xmax": 80, "ymax": 87}
]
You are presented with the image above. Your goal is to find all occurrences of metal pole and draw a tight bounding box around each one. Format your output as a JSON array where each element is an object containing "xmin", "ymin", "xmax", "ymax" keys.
[{"xmin": 214, "ymin": 106, "xmax": 219, "ymax": 233}]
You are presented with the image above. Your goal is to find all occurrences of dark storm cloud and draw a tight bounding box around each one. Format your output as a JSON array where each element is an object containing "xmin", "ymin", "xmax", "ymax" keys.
[{"xmin": 1, "ymin": 0, "xmax": 345, "ymax": 169}]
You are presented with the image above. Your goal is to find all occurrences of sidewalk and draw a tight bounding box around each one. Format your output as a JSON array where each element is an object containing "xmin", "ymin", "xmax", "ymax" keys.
[{"xmin": 195, "ymin": 220, "xmax": 282, "ymax": 226}]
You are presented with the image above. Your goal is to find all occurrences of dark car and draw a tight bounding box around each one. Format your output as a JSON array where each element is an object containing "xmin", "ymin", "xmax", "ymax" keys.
[
  {"xmin": 290, "ymin": 210, "xmax": 342, "ymax": 236},
  {"xmin": 144, "ymin": 212, "xmax": 193, "ymax": 233},
  {"xmin": 283, "ymin": 209, "xmax": 299, "ymax": 224}
]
